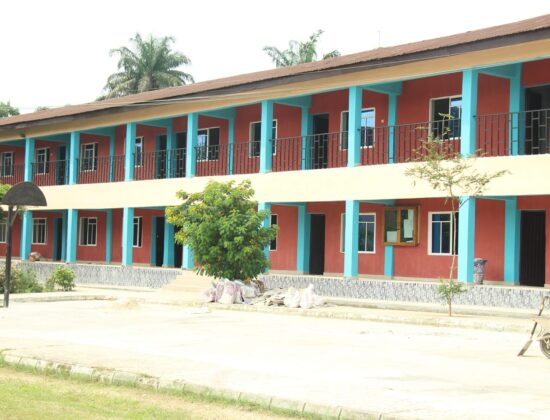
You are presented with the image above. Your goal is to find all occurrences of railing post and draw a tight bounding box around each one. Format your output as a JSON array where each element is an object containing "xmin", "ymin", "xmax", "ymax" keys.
[
  {"xmin": 125, "ymin": 123, "xmax": 136, "ymax": 181},
  {"xmin": 348, "ymin": 86, "xmax": 362, "ymax": 167},
  {"xmin": 105, "ymin": 209, "xmax": 113, "ymax": 264},
  {"xmin": 388, "ymin": 94, "xmax": 398, "ymax": 164},
  {"xmin": 228, "ymin": 116, "xmax": 235, "ymax": 175},
  {"xmin": 68, "ymin": 132, "xmax": 79, "ymax": 185},
  {"xmin": 460, "ymin": 69, "xmax": 478, "ymax": 156},
  {"xmin": 300, "ymin": 106, "xmax": 311, "ymax": 170},
  {"xmin": 186, "ymin": 113, "xmax": 198, "ymax": 178},
  {"xmin": 259, "ymin": 100, "xmax": 273, "ymax": 173},
  {"xmin": 122, "ymin": 207, "xmax": 134, "ymax": 266},
  {"xmin": 66, "ymin": 209, "xmax": 78, "ymax": 263},
  {"xmin": 343, "ymin": 200, "xmax": 359, "ymax": 278},
  {"xmin": 23, "ymin": 137, "xmax": 35, "ymax": 182},
  {"xmin": 504, "ymin": 197, "xmax": 520, "ymax": 284},
  {"xmin": 20, "ymin": 211, "xmax": 32, "ymax": 260},
  {"xmin": 457, "ymin": 196, "xmax": 476, "ymax": 283},
  {"xmin": 165, "ymin": 123, "xmax": 175, "ymax": 178},
  {"xmin": 296, "ymin": 203, "xmax": 310, "ymax": 273},
  {"xmin": 509, "ymin": 64, "xmax": 524, "ymax": 156}
]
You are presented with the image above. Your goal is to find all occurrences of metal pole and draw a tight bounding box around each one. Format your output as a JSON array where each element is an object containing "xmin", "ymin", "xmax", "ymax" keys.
[{"xmin": 3, "ymin": 206, "xmax": 14, "ymax": 308}]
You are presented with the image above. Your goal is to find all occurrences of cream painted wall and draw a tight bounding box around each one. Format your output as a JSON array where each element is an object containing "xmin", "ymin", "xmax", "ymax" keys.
[{"xmin": 30, "ymin": 154, "xmax": 550, "ymax": 210}]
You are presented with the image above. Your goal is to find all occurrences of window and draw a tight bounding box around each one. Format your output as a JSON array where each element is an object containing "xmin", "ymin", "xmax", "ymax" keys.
[
  {"xmin": 80, "ymin": 143, "xmax": 98, "ymax": 172},
  {"xmin": 79, "ymin": 217, "xmax": 97, "ymax": 246},
  {"xmin": 0, "ymin": 222, "xmax": 6, "ymax": 243},
  {"xmin": 196, "ymin": 127, "xmax": 220, "ymax": 161},
  {"xmin": 32, "ymin": 218, "xmax": 47, "ymax": 244},
  {"xmin": 270, "ymin": 214, "xmax": 278, "ymax": 251},
  {"xmin": 1, "ymin": 152, "xmax": 14, "ymax": 177},
  {"xmin": 340, "ymin": 213, "xmax": 376, "ymax": 253},
  {"xmin": 133, "ymin": 217, "xmax": 143, "ymax": 247},
  {"xmin": 35, "ymin": 148, "xmax": 50, "ymax": 175},
  {"xmin": 134, "ymin": 137, "xmax": 144, "ymax": 167},
  {"xmin": 341, "ymin": 109, "xmax": 375, "ymax": 149},
  {"xmin": 429, "ymin": 212, "xmax": 458, "ymax": 255},
  {"xmin": 249, "ymin": 120, "xmax": 277, "ymax": 157},
  {"xmin": 430, "ymin": 96, "xmax": 462, "ymax": 139},
  {"xmin": 384, "ymin": 206, "xmax": 418, "ymax": 246}
]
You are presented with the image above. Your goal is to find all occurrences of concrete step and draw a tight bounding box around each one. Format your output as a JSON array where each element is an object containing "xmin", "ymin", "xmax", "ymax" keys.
[{"xmin": 162, "ymin": 270, "xmax": 214, "ymax": 293}]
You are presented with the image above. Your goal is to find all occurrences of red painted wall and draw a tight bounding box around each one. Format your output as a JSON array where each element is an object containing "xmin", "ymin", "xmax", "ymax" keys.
[
  {"xmin": 0, "ymin": 216, "xmax": 21, "ymax": 258},
  {"xmin": 76, "ymin": 210, "xmax": 107, "ymax": 262},
  {"xmin": 79, "ymin": 133, "xmax": 112, "ymax": 183},
  {"xmin": 269, "ymin": 205, "xmax": 298, "ymax": 270},
  {"xmin": 29, "ymin": 211, "xmax": 63, "ymax": 259},
  {"xmin": 522, "ymin": 58, "xmax": 550, "ymax": 87},
  {"xmin": 0, "ymin": 144, "xmax": 25, "ymax": 184}
]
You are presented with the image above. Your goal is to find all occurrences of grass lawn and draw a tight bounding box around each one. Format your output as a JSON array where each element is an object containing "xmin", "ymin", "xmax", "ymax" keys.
[{"xmin": 0, "ymin": 365, "xmax": 311, "ymax": 420}]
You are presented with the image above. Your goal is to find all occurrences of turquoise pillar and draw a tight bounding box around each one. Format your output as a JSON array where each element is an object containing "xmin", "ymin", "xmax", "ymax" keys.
[
  {"xmin": 20, "ymin": 211, "xmax": 32, "ymax": 260},
  {"xmin": 504, "ymin": 197, "xmax": 520, "ymax": 284},
  {"xmin": 388, "ymin": 94, "xmax": 398, "ymax": 164},
  {"xmin": 509, "ymin": 64, "xmax": 524, "ymax": 156},
  {"xmin": 165, "ymin": 124, "xmax": 175, "ymax": 178},
  {"xmin": 60, "ymin": 211, "xmax": 67, "ymax": 261},
  {"xmin": 259, "ymin": 100, "xmax": 273, "ymax": 173},
  {"xmin": 23, "ymin": 138, "xmax": 35, "ymax": 182},
  {"xmin": 347, "ymin": 86, "xmax": 362, "ymax": 167},
  {"xmin": 163, "ymin": 219, "xmax": 175, "ymax": 267},
  {"xmin": 296, "ymin": 204, "xmax": 310, "ymax": 273},
  {"xmin": 460, "ymin": 69, "xmax": 478, "ymax": 156},
  {"xmin": 383, "ymin": 201, "xmax": 395, "ymax": 277},
  {"xmin": 68, "ymin": 132, "xmax": 80, "ymax": 184},
  {"xmin": 121, "ymin": 207, "xmax": 134, "ymax": 266},
  {"xmin": 105, "ymin": 209, "xmax": 113, "ymax": 263},
  {"xmin": 343, "ymin": 200, "xmax": 359, "ymax": 278},
  {"xmin": 457, "ymin": 197, "xmax": 476, "ymax": 283},
  {"xmin": 150, "ymin": 217, "xmax": 157, "ymax": 266},
  {"xmin": 186, "ymin": 113, "xmax": 198, "ymax": 178},
  {"xmin": 300, "ymin": 107, "xmax": 311, "ymax": 170},
  {"xmin": 124, "ymin": 123, "xmax": 136, "ymax": 181},
  {"xmin": 182, "ymin": 245, "xmax": 194, "ymax": 269},
  {"xmin": 258, "ymin": 202, "xmax": 271, "ymax": 262},
  {"xmin": 66, "ymin": 209, "xmax": 78, "ymax": 263},
  {"xmin": 228, "ymin": 117, "xmax": 235, "ymax": 175},
  {"xmin": 108, "ymin": 132, "xmax": 116, "ymax": 182}
]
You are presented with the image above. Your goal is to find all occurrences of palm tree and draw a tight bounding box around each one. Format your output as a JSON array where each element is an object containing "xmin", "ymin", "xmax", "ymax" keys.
[
  {"xmin": 100, "ymin": 33, "xmax": 194, "ymax": 99},
  {"xmin": 263, "ymin": 30, "xmax": 340, "ymax": 68}
]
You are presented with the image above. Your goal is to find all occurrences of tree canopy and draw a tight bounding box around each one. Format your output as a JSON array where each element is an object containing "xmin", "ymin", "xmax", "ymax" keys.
[
  {"xmin": 99, "ymin": 33, "xmax": 194, "ymax": 99},
  {"xmin": 263, "ymin": 30, "xmax": 340, "ymax": 68},
  {"xmin": 0, "ymin": 102, "xmax": 20, "ymax": 118}
]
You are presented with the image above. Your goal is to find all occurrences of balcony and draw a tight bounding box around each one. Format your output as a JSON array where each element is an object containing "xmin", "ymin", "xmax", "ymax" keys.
[
  {"xmin": 32, "ymin": 160, "xmax": 69, "ymax": 186},
  {"xmin": 77, "ymin": 155, "xmax": 125, "ymax": 184},
  {"xmin": 0, "ymin": 163, "xmax": 24, "ymax": 185}
]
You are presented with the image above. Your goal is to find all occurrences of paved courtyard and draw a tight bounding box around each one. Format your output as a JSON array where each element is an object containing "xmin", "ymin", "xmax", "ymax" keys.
[{"xmin": 0, "ymin": 299, "xmax": 548, "ymax": 419}]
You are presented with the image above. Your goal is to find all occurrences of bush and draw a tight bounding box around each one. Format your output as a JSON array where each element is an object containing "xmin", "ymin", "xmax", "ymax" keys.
[
  {"xmin": 0, "ymin": 266, "xmax": 43, "ymax": 293},
  {"xmin": 45, "ymin": 267, "xmax": 75, "ymax": 292},
  {"xmin": 437, "ymin": 279, "xmax": 465, "ymax": 317}
]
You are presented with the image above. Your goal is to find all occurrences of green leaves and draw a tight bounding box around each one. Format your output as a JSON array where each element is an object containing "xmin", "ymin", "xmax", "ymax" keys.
[
  {"xmin": 166, "ymin": 180, "xmax": 277, "ymax": 281},
  {"xmin": 0, "ymin": 101, "xmax": 19, "ymax": 118}
]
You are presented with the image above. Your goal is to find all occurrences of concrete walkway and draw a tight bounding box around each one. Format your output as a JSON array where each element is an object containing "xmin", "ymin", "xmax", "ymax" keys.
[{"xmin": 1, "ymin": 298, "xmax": 549, "ymax": 419}]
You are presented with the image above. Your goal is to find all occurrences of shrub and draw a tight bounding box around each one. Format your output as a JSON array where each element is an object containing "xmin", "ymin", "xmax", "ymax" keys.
[
  {"xmin": 45, "ymin": 267, "xmax": 75, "ymax": 292},
  {"xmin": 437, "ymin": 279, "xmax": 465, "ymax": 317},
  {"xmin": 0, "ymin": 266, "xmax": 43, "ymax": 293}
]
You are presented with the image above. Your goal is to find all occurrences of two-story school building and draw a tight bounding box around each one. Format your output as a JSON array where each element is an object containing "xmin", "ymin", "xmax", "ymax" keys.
[{"xmin": 1, "ymin": 15, "xmax": 550, "ymax": 288}]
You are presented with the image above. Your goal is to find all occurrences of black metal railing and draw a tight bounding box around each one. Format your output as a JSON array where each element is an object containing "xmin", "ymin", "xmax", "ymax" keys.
[
  {"xmin": 0, "ymin": 163, "xmax": 24, "ymax": 185},
  {"xmin": 476, "ymin": 108, "xmax": 550, "ymax": 156},
  {"xmin": 193, "ymin": 142, "xmax": 259, "ymax": 176},
  {"xmin": 77, "ymin": 155, "xmax": 125, "ymax": 184},
  {"xmin": 166, "ymin": 148, "xmax": 187, "ymax": 178},
  {"xmin": 195, "ymin": 144, "xmax": 228, "ymax": 176},
  {"xmin": 232, "ymin": 141, "xmax": 260, "ymax": 175},
  {"xmin": 32, "ymin": 160, "xmax": 69, "ymax": 186},
  {"xmin": 134, "ymin": 150, "xmax": 172, "ymax": 180}
]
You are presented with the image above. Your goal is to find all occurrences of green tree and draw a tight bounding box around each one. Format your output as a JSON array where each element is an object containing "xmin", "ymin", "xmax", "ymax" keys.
[
  {"xmin": 0, "ymin": 184, "xmax": 10, "ymax": 223},
  {"xmin": 0, "ymin": 101, "xmax": 19, "ymax": 118},
  {"xmin": 35, "ymin": 106, "xmax": 50, "ymax": 112},
  {"xmin": 100, "ymin": 33, "xmax": 194, "ymax": 99},
  {"xmin": 166, "ymin": 180, "xmax": 277, "ymax": 281},
  {"xmin": 263, "ymin": 30, "xmax": 340, "ymax": 68}
]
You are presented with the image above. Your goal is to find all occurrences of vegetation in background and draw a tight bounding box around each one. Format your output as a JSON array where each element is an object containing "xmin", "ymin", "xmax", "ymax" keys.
[
  {"xmin": 0, "ymin": 266, "xmax": 42, "ymax": 294},
  {"xmin": 45, "ymin": 266, "xmax": 75, "ymax": 292},
  {"xmin": 263, "ymin": 30, "xmax": 340, "ymax": 67},
  {"xmin": 0, "ymin": 101, "xmax": 19, "ymax": 118},
  {"xmin": 166, "ymin": 180, "xmax": 277, "ymax": 281}
]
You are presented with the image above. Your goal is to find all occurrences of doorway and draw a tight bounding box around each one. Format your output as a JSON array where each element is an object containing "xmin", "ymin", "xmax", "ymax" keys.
[
  {"xmin": 154, "ymin": 217, "xmax": 165, "ymax": 267},
  {"xmin": 520, "ymin": 210, "xmax": 546, "ymax": 287},
  {"xmin": 174, "ymin": 226, "xmax": 183, "ymax": 268},
  {"xmin": 312, "ymin": 114, "xmax": 329, "ymax": 169},
  {"xmin": 53, "ymin": 218, "xmax": 63, "ymax": 261},
  {"xmin": 56, "ymin": 146, "xmax": 67, "ymax": 185},
  {"xmin": 524, "ymin": 86, "xmax": 550, "ymax": 155},
  {"xmin": 156, "ymin": 135, "xmax": 167, "ymax": 179},
  {"xmin": 309, "ymin": 214, "xmax": 325, "ymax": 275}
]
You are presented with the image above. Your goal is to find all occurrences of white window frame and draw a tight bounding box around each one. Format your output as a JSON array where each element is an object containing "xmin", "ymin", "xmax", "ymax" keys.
[
  {"xmin": 0, "ymin": 222, "xmax": 6, "ymax": 243},
  {"xmin": 134, "ymin": 136, "xmax": 144, "ymax": 167},
  {"xmin": 340, "ymin": 108, "xmax": 376, "ymax": 150},
  {"xmin": 340, "ymin": 212, "xmax": 376, "ymax": 254},
  {"xmin": 32, "ymin": 218, "xmax": 47, "ymax": 245},
  {"xmin": 428, "ymin": 211, "xmax": 458, "ymax": 256},
  {"xmin": 133, "ymin": 216, "xmax": 143, "ymax": 248},
  {"xmin": 80, "ymin": 143, "xmax": 98, "ymax": 172},
  {"xmin": 429, "ymin": 95, "xmax": 462, "ymax": 140},
  {"xmin": 270, "ymin": 214, "xmax": 278, "ymax": 251},
  {"xmin": 79, "ymin": 217, "xmax": 97, "ymax": 246},
  {"xmin": 1, "ymin": 151, "xmax": 14, "ymax": 177},
  {"xmin": 35, "ymin": 148, "xmax": 50, "ymax": 175},
  {"xmin": 249, "ymin": 120, "xmax": 278, "ymax": 157},
  {"xmin": 196, "ymin": 127, "xmax": 221, "ymax": 162}
]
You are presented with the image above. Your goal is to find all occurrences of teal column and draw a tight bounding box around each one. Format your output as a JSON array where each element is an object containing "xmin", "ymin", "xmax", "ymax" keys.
[
  {"xmin": 163, "ymin": 219, "xmax": 175, "ymax": 267},
  {"xmin": 20, "ymin": 211, "xmax": 32, "ymax": 260},
  {"xmin": 457, "ymin": 197, "xmax": 476, "ymax": 283},
  {"xmin": 150, "ymin": 217, "xmax": 157, "ymax": 266},
  {"xmin": 509, "ymin": 64, "xmax": 524, "ymax": 156},
  {"xmin": 60, "ymin": 211, "xmax": 67, "ymax": 261},
  {"xmin": 105, "ymin": 209, "xmax": 113, "ymax": 263},
  {"xmin": 165, "ymin": 124, "xmax": 175, "ymax": 178},
  {"xmin": 388, "ymin": 94, "xmax": 398, "ymax": 164},
  {"xmin": 296, "ymin": 204, "xmax": 310, "ymax": 273},
  {"xmin": 68, "ymin": 131, "xmax": 80, "ymax": 184},
  {"xmin": 343, "ymin": 200, "xmax": 359, "ymax": 278},
  {"xmin": 504, "ymin": 197, "xmax": 520, "ymax": 284},
  {"xmin": 460, "ymin": 69, "xmax": 478, "ymax": 156},
  {"xmin": 121, "ymin": 207, "xmax": 134, "ymax": 266},
  {"xmin": 124, "ymin": 122, "xmax": 136, "ymax": 181},
  {"xmin": 383, "ymin": 200, "xmax": 395, "ymax": 277},
  {"xmin": 66, "ymin": 209, "xmax": 78, "ymax": 263},
  {"xmin": 228, "ymin": 117, "xmax": 235, "ymax": 175},
  {"xmin": 300, "ymin": 107, "xmax": 311, "ymax": 170},
  {"xmin": 347, "ymin": 86, "xmax": 362, "ymax": 167},
  {"xmin": 186, "ymin": 113, "xmax": 198, "ymax": 178},
  {"xmin": 23, "ymin": 138, "xmax": 35, "ymax": 182},
  {"xmin": 258, "ymin": 202, "xmax": 271, "ymax": 262},
  {"xmin": 182, "ymin": 245, "xmax": 194, "ymax": 269},
  {"xmin": 259, "ymin": 100, "xmax": 273, "ymax": 173},
  {"xmin": 108, "ymin": 132, "xmax": 116, "ymax": 182}
]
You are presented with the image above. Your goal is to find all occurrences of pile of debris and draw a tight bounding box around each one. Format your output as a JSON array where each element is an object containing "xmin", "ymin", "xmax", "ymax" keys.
[{"xmin": 202, "ymin": 280, "xmax": 325, "ymax": 309}]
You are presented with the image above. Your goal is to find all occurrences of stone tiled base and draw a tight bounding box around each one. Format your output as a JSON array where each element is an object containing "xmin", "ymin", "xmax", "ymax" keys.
[
  {"xmin": 261, "ymin": 274, "xmax": 550, "ymax": 310},
  {"xmin": 16, "ymin": 262, "xmax": 181, "ymax": 289}
]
